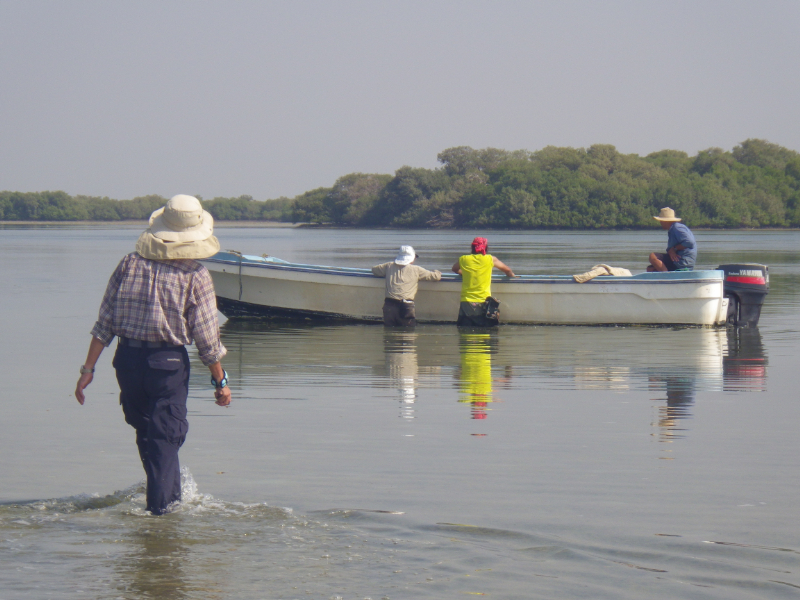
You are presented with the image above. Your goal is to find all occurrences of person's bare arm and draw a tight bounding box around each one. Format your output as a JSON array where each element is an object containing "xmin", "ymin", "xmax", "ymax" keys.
[
  {"xmin": 452, "ymin": 261, "xmax": 461, "ymax": 274},
  {"xmin": 667, "ymin": 244, "xmax": 685, "ymax": 262},
  {"xmin": 75, "ymin": 336, "xmax": 106, "ymax": 405},
  {"xmin": 493, "ymin": 256, "xmax": 517, "ymax": 277}
]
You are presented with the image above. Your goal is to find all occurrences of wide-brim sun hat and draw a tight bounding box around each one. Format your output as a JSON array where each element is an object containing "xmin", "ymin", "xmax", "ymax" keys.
[
  {"xmin": 653, "ymin": 207, "xmax": 682, "ymax": 222},
  {"xmin": 149, "ymin": 194, "xmax": 214, "ymax": 242},
  {"xmin": 135, "ymin": 194, "xmax": 220, "ymax": 260},
  {"xmin": 395, "ymin": 245, "xmax": 416, "ymax": 265}
]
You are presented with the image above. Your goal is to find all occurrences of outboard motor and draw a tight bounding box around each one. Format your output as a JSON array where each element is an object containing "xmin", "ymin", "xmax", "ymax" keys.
[{"xmin": 717, "ymin": 264, "xmax": 769, "ymax": 327}]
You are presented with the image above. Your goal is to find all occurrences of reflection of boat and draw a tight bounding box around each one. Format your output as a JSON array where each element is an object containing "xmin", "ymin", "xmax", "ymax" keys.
[
  {"xmin": 216, "ymin": 322, "xmax": 729, "ymax": 392},
  {"xmin": 723, "ymin": 327, "xmax": 768, "ymax": 392},
  {"xmin": 202, "ymin": 252, "xmax": 743, "ymax": 326},
  {"xmin": 522, "ymin": 327, "xmax": 727, "ymax": 392},
  {"xmin": 647, "ymin": 327, "xmax": 768, "ymax": 442},
  {"xmin": 214, "ymin": 322, "xmax": 768, "ymax": 447}
]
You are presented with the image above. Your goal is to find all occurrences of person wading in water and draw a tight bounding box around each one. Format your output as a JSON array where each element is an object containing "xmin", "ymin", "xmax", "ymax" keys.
[
  {"xmin": 452, "ymin": 237, "xmax": 517, "ymax": 327},
  {"xmin": 372, "ymin": 245, "xmax": 441, "ymax": 327},
  {"xmin": 74, "ymin": 195, "xmax": 231, "ymax": 515}
]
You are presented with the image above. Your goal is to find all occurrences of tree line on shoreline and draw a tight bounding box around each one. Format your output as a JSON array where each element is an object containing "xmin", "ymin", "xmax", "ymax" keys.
[{"xmin": 2, "ymin": 139, "xmax": 799, "ymax": 228}]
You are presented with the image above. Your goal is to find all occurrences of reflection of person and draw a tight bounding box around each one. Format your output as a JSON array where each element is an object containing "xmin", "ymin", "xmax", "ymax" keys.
[
  {"xmin": 384, "ymin": 331, "xmax": 419, "ymax": 419},
  {"xmin": 648, "ymin": 207, "xmax": 697, "ymax": 272},
  {"xmin": 372, "ymin": 245, "xmax": 441, "ymax": 327},
  {"xmin": 650, "ymin": 375, "xmax": 696, "ymax": 442},
  {"xmin": 452, "ymin": 237, "xmax": 516, "ymax": 327},
  {"xmin": 122, "ymin": 519, "xmax": 191, "ymax": 599},
  {"xmin": 74, "ymin": 195, "xmax": 231, "ymax": 515},
  {"xmin": 457, "ymin": 332, "xmax": 497, "ymax": 420}
]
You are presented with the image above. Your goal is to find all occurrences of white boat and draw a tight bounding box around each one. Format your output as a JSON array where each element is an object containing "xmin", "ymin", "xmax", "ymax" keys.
[{"xmin": 201, "ymin": 251, "xmax": 736, "ymax": 326}]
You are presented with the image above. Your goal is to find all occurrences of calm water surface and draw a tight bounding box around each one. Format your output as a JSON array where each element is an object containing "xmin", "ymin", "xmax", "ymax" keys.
[{"xmin": 1, "ymin": 226, "xmax": 798, "ymax": 599}]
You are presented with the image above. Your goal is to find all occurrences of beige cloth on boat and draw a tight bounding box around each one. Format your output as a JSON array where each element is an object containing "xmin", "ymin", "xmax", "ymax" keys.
[{"xmin": 573, "ymin": 264, "xmax": 632, "ymax": 283}]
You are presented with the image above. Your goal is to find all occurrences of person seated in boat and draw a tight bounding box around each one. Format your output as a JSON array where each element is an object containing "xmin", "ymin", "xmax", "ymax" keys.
[
  {"xmin": 647, "ymin": 207, "xmax": 697, "ymax": 272},
  {"xmin": 372, "ymin": 246, "xmax": 442, "ymax": 327},
  {"xmin": 452, "ymin": 237, "xmax": 517, "ymax": 327}
]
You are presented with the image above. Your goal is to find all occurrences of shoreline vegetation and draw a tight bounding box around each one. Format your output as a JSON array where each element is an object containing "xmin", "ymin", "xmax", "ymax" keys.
[
  {"xmin": 3, "ymin": 140, "xmax": 799, "ymax": 229},
  {"xmin": 2, "ymin": 221, "xmax": 798, "ymax": 232},
  {"xmin": 0, "ymin": 220, "xmax": 299, "ymax": 227}
]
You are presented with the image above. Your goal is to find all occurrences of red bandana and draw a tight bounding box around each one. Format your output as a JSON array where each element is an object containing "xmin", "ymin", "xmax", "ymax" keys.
[{"xmin": 471, "ymin": 237, "xmax": 488, "ymax": 255}]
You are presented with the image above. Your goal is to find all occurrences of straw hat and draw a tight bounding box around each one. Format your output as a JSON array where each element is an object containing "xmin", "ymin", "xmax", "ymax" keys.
[
  {"xmin": 135, "ymin": 195, "xmax": 220, "ymax": 260},
  {"xmin": 395, "ymin": 245, "xmax": 417, "ymax": 265},
  {"xmin": 653, "ymin": 207, "xmax": 682, "ymax": 222}
]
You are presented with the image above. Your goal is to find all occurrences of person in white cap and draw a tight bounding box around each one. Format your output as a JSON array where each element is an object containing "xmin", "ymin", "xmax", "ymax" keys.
[
  {"xmin": 74, "ymin": 195, "xmax": 230, "ymax": 515},
  {"xmin": 372, "ymin": 246, "xmax": 442, "ymax": 326},
  {"xmin": 647, "ymin": 207, "xmax": 697, "ymax": 272}
]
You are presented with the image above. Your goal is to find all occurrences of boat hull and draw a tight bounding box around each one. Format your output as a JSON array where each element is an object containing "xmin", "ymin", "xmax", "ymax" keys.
[{"xmin": 201, "ymin": 252, "xmax": 729, "ymax": 326}]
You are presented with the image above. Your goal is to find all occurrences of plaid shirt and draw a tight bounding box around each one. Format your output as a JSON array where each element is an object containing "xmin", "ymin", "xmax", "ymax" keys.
[{"xmin": 91, "ymin": 253, "xmax": 226, "ymax": 366}]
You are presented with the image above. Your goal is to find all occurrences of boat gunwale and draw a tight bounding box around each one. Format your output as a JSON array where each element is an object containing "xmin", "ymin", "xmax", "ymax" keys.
[{"xmin": 201, "ymin": 254, "xmax": 725, "ymax": 285}]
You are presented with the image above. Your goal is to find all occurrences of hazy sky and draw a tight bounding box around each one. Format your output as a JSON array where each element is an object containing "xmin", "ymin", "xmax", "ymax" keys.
[{"xmin": 2, "ymin": 1, "xmax": 798, "ymax": 200}]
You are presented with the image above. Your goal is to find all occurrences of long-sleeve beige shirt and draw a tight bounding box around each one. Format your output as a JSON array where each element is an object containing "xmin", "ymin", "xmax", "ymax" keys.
[{"xmin": 371, "ymin": 262, "xmax": 442, "ymax": 300}]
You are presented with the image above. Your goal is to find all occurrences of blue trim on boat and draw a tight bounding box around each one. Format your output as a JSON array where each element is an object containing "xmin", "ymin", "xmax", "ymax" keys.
[{"xmin": 202, "ymin": 252, "xmax": 724, "ymax": 285}]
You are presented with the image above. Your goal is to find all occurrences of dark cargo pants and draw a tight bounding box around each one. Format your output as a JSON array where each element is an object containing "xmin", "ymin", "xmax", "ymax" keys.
[
  {"xmin": 113, "ymin": 343, "xmax": 190, "ymax": 515},
  {"xmin": 456, "ymin": 300, "xmax": 499, "ymax": 327},
  {"xmin": 382, "ymin": 298, "xmax": 416, "ymax": 327}
]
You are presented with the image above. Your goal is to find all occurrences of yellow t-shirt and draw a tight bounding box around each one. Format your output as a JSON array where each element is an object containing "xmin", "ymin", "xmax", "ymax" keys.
[{"xmin": 459, "ymin": 254, "xmax": 493, "ymax": 302}]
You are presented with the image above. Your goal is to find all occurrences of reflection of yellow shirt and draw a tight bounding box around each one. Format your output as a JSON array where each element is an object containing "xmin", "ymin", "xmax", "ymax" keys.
[
  {"xmin": 459, "ymin": 254, "xmax": 493, "ymax": 302},
  {"xmin": 460, "ymin": 349, "xmax": 493, "ymax": 398}
]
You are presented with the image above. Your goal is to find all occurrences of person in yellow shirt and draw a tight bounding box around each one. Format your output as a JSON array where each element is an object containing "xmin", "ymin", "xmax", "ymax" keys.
[{"xmin": 451, "ymin": 237, "xmax": 516, "ymax": 326}]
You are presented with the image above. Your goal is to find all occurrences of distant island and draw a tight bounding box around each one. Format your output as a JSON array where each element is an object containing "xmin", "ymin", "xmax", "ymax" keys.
[{"xmin": 2, "ymin": 139, "xmax": 799, "ymax": 228}]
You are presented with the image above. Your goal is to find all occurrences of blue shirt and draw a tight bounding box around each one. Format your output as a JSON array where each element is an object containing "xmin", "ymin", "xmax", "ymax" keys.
[{"xmin": 667, "ymin": 223, "xmax": 697, "ymax": 270}]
